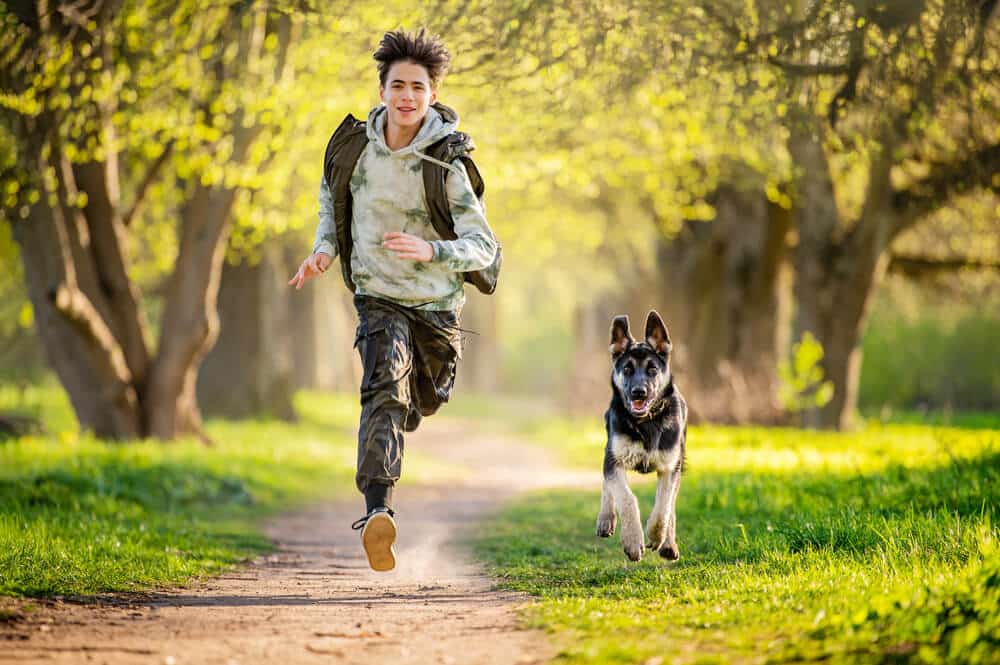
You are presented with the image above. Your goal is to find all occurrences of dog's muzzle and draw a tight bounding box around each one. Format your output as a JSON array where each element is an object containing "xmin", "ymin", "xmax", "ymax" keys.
[{"xmin": 629, "ymin": 388, "xmax": 652, "ymax": 415}]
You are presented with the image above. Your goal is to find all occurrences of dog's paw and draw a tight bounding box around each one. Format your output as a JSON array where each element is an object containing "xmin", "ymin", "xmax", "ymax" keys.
[
  {"xmin": 622, "ymin": 528, "xmax": 645, "ymax": 562},
  {"xmin": 623, "ymin": 542, "xmax": 644, "ymax": 562},
  {"xmin": 658, "ymin": 543, "xmax": 680, "ymax": 561},
  {"xmin": 645, "ymin": 522, "xmax": 666, "ymax": 550},
  {"xmin": 595, "ymin": 514, "xmax": 616, "ymax": 538}
]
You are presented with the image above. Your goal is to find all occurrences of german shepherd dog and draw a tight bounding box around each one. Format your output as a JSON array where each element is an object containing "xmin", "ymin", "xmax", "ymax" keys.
[{"xmin": 596, "ymin": 311, "xmax": 687, "ymax": 562}]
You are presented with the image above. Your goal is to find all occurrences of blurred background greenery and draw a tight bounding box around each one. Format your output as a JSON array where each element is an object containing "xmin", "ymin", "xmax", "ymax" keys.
[{"xmin": 1, "ymin": 0, "xmax": 997, "ymax": 439}]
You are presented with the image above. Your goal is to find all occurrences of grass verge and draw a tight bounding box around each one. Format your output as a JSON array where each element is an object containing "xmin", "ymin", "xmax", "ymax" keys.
[
  {"xmin": 0, "ymin": 386, "xmax": 443, "ymax": 598},
  {"xmin": 475, "ymin": 420, "xmax": 999, "ymax": 664}
]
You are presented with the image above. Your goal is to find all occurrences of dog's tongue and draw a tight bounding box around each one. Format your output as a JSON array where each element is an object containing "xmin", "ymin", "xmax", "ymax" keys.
[{"xmin": 631, "ymin": 399, "xmax": 647, "ymax": 411}]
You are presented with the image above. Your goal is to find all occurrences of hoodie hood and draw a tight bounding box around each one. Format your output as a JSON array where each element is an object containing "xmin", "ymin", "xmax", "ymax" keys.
[{"xmin": 367, "ymin": 102, "xmax": 464, "ymax": 175}]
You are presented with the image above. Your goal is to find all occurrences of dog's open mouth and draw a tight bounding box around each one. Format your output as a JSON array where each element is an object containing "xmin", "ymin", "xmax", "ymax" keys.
[{"xmin": 630, "ymin": 398, "xmax": 652, "ymax": 415}]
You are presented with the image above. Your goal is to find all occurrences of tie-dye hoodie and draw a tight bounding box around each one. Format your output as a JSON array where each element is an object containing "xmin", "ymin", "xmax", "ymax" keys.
[{"xmin": 312, "ymin": 104, "xmax": 497, "ymax": 311}]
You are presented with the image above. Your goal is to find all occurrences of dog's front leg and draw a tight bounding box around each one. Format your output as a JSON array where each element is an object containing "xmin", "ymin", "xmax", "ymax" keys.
[
  {"xmin": 658, "ymin": 469, "xmax": 682, "ymax": 561},
  {"xmin": 605, "ymin": 465, "xmax": 644, "ymax": 561}
]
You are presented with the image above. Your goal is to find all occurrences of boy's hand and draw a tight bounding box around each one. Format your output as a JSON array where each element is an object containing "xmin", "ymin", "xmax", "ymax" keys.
[
  {"xmin": 383, "ymin": 232, "xmax": 433, "ymax": 262},
  {"xmin": 288, "ymin": 252, "xmax": 332, "ymax": 290}
]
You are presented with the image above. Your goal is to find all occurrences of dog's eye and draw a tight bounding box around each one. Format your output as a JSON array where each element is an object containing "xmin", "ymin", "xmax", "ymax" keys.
[
  {"xmin": 623, "ymin": 364, "xmax": 634, "ymax": 376},
  {"xmin": 646, "ymin": 365, "xmax": 658, "ymax": 376}
]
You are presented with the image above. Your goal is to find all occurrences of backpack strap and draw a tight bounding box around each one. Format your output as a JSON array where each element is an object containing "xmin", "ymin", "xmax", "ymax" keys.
[
  {"xmin": 422, "ymin": 132, "xmax": 478, "ymax": 240},
  {"xmin": 422, "ymin": 133, "xmax": 500, "ymax": 294},
  {"xmin": 323, "ymin": 114, "xmax": 368, "ymax": 292}
]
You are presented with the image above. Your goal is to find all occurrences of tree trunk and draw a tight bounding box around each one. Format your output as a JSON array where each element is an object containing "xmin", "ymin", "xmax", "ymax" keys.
[
  {"xmin": 570, "ymin": 291, "xmax": 621, "ymax": 414},
  {"xmin": 145, "ymin": 11, "xmax": 293, "ymax": 436},
  {"xmin": 284, "ymin": 258, "xmax": 363, "ymax": 394},
  {"xmin": 13, "ymin": 207, "xmax": 142, "ymax": 437},
  {"xmin": 146, "ymin": 184, "xmax": 236, "ymax": 439},
  {"xmin": 285, "ymin": 245, "xmax": 322, "ymax": 391},
  {"xmin": 652, "ymin": 186, "xmax": 791, "ymax": 424},
  {"xmin": 567, "ymin": 184, "xmax": 790, "ymax": 424},
  {"xmin": 789, "ymin": 122, "xmax": 893, "ymax": 430},
  {"xmin": 13, "ymin": 146, "xmax": 266, "ymax": 440},
  {"xmin": 9, "ymin": 122, "xmax": 142, "ymax": 438},
  {"xmin": 4, "ymin": 3, "xmax": 298, "ymax": 441},
  {"xmin": 73, "ymin": 160, "xmax": 152, "ymax": 390},
  {"xmin": 300, "ymin": 276, "xmax": 361, "ymax": 392},
  {"xmin": 198, "ymin": 245, "xmax": 296, "ymax": 420},
  {"xmin": 283, "ymin": 244, "xmax": 362, "ymax": 394}
]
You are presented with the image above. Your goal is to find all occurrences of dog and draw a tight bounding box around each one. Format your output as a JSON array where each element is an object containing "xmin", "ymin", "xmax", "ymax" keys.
[{"xmin": 596, "ymin": 310, "xmax": 687, "ymax": 562}]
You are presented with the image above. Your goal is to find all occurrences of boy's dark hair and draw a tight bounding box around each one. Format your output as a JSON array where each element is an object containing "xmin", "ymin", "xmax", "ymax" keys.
[{"xmin": 373, "ymin": 28, "xmax": 451, "ymax": 89}]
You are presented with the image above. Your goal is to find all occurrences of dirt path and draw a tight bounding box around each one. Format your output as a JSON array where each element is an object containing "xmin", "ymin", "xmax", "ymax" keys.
[{"xmin": 1, "ymin": 418, "xmax": 594, "ymax": 665}]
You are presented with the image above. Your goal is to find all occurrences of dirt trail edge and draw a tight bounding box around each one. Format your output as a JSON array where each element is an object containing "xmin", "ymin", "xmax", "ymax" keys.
[{"xmin": 1, "ymin": 418, "xmax": 595, "ymax": 665}]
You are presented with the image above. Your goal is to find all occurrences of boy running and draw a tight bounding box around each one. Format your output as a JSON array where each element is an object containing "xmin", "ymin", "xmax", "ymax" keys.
[{"xmin": 289, "ymin": 29, "xmax": 498, "ymax": 572}]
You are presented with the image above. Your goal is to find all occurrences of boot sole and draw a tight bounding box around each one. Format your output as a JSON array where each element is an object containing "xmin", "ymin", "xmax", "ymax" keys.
[{"xmin": 361, "ymin": 513, "xmax": 397, "ymax": 572}]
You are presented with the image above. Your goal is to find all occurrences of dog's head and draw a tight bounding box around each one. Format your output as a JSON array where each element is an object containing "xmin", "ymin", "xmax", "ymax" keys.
[{"xmin": 609, "ymin": 311, "xmax": 673, "ymax": 418}]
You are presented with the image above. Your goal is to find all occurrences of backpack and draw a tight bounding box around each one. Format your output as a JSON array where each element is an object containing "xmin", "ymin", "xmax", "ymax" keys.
[{"xmin": 321, "ymin": 105, "xmax": 502, "ymax": 295}]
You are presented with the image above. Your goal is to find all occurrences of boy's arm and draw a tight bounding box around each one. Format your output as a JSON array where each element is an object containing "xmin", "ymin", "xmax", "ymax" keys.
[
  {"xmin": 428, "ymin": 160, "xmax": 497, "ymax": 272},
  {"xmin": 312, "ymin": 177, "xmax": 339, "ymax": 259}
]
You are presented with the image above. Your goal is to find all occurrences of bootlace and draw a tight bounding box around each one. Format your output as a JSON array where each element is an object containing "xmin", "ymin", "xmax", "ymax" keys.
[{"xmin": 351, "ymin": 507, "xmax": 396, "ymax": 531}]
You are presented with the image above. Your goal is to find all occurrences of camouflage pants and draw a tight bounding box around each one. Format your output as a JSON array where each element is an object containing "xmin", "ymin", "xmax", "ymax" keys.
[{"xmin": 353, "ymin": 295, "xmax": 462, "ymax": 510}]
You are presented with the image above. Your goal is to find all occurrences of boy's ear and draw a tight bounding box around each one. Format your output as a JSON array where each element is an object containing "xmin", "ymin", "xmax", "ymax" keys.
[
  {"xmin": 609, "ymin": 315, "xmax": 634, "ymax": 357},
  {"xmin": 645, "ymin": 310, "xmax": 672, "ymax": 356}
]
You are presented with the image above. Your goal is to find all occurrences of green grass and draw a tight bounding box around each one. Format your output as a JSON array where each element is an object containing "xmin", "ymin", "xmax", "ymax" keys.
[
  {"xmin": 0, "ymin": 385, "xmax": 447, "ymax": 598},
  {"xmin": 861, "ymin": 409, "xmax": 1000, "ymax": 431},
  {"xmin": 476, "ymin": 418, "xmax": 1000, "ymax": 664},
  {"xmin": 859, "ymin": 286, "xmax": 1000, "ymax": 413}
]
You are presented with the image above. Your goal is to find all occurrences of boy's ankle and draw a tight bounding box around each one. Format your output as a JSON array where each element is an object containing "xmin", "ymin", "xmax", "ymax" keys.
[{"xmin": 364, "ymin": 483, "xmax": 394, "ymax": 513}]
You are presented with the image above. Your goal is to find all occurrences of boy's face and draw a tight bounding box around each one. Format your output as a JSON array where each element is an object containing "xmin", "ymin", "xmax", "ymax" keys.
[{"xmin": 380, "ymin": 60, "xmax": 437, "ymax": 130}]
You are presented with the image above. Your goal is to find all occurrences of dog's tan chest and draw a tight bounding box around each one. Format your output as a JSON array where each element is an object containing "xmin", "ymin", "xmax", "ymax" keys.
[{"xmin": 610, "ymin": 434, "xmax": 680, "ymax": 473}]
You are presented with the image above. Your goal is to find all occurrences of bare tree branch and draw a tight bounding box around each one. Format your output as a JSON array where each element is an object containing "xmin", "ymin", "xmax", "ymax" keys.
[
  {"xmin": 888, "ymin": 253, "xmax": 1000, "ymax": 278},
  {"xmin": 891, "ymin": 142, "xmax": 1000, "ymax": 237},
  {"xmin": 122, "ymin": 140, "xmax": 174, "ymax": 227},
  {"xmin": 50, "ymin": 282, "xmax": 134, "ymax": 385},
  {"xmin": 766, "ymin": 58, "xmax": 852, "ymax": 76}
]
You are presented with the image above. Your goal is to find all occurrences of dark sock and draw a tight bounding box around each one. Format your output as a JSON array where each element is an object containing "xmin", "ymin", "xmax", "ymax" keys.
[{"xmin": 364, "ymin": 483, "xmax": 393, "ymax": 513}]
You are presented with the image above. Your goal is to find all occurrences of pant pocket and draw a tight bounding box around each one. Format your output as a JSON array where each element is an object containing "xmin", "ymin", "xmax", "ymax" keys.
[{"xmin": 359, "ymin": 322, "xmax": 411, "ymax": 393}]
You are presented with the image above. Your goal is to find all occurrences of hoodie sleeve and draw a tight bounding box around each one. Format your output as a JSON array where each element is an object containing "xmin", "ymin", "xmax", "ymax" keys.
[
  {"xmin": 312, "ymin": 176, "xmax": 339, "ymax": 259},
  {"xmin": 428, "ymin": 159, "xmax": 497, "ymax": 272}
]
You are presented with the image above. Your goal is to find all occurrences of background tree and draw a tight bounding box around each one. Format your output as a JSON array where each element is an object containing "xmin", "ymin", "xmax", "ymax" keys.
[
  {"xmin": 0, "ymin": 0, "xmax": 300, "ymax": 439},
  {"xmin": 434, "ymin": 0, "xmax": 999, "ymax": 427},
  {"xmin": 3, "ymin": 0, "xmax": 995, "ymax": 436},
  {"xmin": 695, "ymin": 0, "xmax": 999, "ymax": 427}
]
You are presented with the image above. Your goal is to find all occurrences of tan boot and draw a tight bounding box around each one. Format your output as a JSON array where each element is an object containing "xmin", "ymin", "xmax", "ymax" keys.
[{"xmin": 353, "ymin": 508, "xmax": 397, "ymax": 572}]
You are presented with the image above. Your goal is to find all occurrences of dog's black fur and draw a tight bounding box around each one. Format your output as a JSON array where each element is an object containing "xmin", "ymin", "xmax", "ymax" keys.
[{"xmin": 596, "ymin": 311, "xmax": 687, "ymax": 562}]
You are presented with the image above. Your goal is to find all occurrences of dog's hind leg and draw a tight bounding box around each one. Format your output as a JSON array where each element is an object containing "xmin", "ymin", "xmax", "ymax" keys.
[
  {"xmin": 645, "ymin": 469, "xmax": 673, "ymax": 550},
  {"xmin": 605, "ymin": 466, "xmax": 644, "ymax": 561},
  {"xmin": 658, "ymin": 469, "xmax": 682, "ymax": 561}
]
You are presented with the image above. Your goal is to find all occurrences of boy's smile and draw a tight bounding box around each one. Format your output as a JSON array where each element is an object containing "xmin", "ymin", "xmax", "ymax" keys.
[{"xmin": 380, "ymin": 60, "xmax": 436, "ymax": 136}]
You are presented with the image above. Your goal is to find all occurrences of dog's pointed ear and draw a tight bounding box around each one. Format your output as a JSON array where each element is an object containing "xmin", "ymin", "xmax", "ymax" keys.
[
  {"xmin": 645, "ymin": 310, "xmax": 672, "ymax": 356},
  {"xmin": 609, "ymin": 315, "xmax": 634, "ymax": 357}
]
